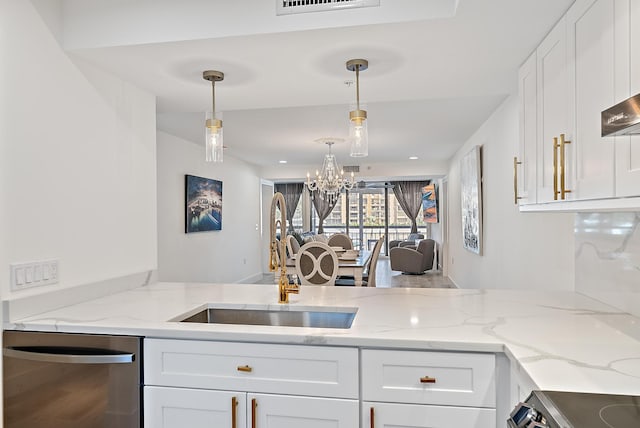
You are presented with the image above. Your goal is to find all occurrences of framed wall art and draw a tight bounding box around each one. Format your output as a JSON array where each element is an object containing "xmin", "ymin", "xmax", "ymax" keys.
[
  {"xmin": 185, "ymin": 174, "xmax": 223, "ymax": 233},
  {"xmin": 460, "ymin": 145, "xmax": 482, "ymax": 254},
  {"xmin": 421, "ymin": 182, "xmax": 438, "ymax": 223}
]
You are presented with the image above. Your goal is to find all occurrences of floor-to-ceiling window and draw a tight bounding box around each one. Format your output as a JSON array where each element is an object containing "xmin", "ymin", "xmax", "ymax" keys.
[{"xmin": 303, "ymin": 182, "xmax": 430, "ymax": 254}]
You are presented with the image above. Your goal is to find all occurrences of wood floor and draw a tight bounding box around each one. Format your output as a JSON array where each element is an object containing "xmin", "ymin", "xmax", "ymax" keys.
[
  {"xmin": 250, "ymin": 256, "xmax": 455, "ymax": 288},
  {"xmin": 374, "ymin": 256, "xmax": 455, "ymax": 288}
]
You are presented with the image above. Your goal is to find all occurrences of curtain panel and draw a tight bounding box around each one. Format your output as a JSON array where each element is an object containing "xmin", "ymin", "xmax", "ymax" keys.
[
  {"xmin": 274, "ymin": 183, "xmax": 304, "ymax": 233},
  {"xmin": 391, "ymin": 180, "xmax": 430, "ymax": 233},
  {"xmin": 311, "ymin": 190, "xmax": 338, "ymax": 234}
]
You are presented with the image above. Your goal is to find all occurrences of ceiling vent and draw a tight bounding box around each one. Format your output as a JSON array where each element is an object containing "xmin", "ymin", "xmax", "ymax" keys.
[
  {"xmin": 343, "ymin": 165, "xmax": 360, "ymax": 173},
  {"xmin": 277, "ymin": 0, "xmax": 380, "ymax": 15}
]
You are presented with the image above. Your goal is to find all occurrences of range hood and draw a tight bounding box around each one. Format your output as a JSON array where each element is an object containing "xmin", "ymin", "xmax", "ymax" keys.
[{"xmin": 601, "ymin": 93, "xmax": 640, "ymax": 136}]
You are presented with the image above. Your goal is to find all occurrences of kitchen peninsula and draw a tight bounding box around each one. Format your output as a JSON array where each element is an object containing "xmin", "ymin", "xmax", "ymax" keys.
[{"xmin": 3, "ymin": 281, "xmax": 640, "ymax": 427}]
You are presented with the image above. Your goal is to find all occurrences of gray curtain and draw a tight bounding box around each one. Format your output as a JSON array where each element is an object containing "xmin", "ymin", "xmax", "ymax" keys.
[
  {"xmin": 275, "ymin": 183, "xmax": 304, "ymax": 233},
  {"xmin": 311, "ymin": 190, "xmax": 338, "ymax": 234},
  {"xmin": 391, "ymin": 180, "xmax": 429, "ymax": 234}
]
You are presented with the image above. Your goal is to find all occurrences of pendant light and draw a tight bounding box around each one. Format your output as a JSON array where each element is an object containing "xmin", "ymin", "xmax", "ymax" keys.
[
  {"xmin": 346, "ymin": 59, "xmax": 369, "ymax": 157},
  {"xmin": 305, "ymin": 139, "xmax": 355, "ymax": 203},
  {"xmin": 203, "ymin": 70, "xmax": 224, "ymax": 162}
]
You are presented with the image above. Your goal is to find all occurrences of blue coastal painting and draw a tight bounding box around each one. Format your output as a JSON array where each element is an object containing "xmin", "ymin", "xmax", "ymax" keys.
[{"xmin": 185, "ymin": 174, "xmax": 222, "ymax": 233}]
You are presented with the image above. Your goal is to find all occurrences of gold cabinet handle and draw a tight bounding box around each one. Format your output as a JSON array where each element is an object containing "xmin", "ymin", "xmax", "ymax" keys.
[
  {"xmin": 513, "ymin": 156, "xmax": 523, "ymax": 204},
  {"xmin": 231, "ymin": 396, "xmax": 237, "ymax": 428},
  {"xmin": 237, "ymin": 365, "xmax": 253, "ymax": 373},
  {"xmin": 559, "ymin": 133, "xmax": 572, "ymax": 200},
  {"xmin": 251, "ymin": 398, "xmax": 257, "ymax": 428},
  {"xmin": 420, "ymin": 376, "xmax": 437, "ymax": 383},
  {"xmin": 553, "ymin": 136, "xmax": 559, "ymax": 200},
  {"xmin": 370, "ymin": 406, "xmax": 375, "ymax": 428}
]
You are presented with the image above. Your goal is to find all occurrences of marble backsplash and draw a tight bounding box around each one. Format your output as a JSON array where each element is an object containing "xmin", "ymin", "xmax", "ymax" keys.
[{"xmin": 575, "ymin": 212, "xmax": 640, "ymax": 317}]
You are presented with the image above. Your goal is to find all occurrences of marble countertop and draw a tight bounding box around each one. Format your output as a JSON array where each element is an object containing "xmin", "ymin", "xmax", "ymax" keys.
[{"xmin": 4, "ymin": 282, "xmax": 640, "ymax": 395}]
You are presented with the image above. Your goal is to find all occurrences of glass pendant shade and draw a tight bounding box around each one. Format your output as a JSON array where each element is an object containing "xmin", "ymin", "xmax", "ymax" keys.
[
  {"xmin": 346, "ymin": 58, "xmax": 369, "ymax": 158},
  {"xmin": 205, "ymin": 112, "xmax": 223, "ymax": 163},
  {"xmin": 349, "ymin": 112, "xmax": 368, "ymax": 157},
  {"xmin": 203, "ymin": 70, "xmax": 224, "ymax": 163}
]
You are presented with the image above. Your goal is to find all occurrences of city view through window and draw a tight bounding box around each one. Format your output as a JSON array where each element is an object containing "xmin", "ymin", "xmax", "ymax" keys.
[{"xmin": 291, "ymin": 189, "xmax": 428, "ymax": 254}]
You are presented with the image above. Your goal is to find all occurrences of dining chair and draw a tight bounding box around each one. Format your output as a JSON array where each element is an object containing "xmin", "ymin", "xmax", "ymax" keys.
[
  {"xmin": 335, "ymin": 235, "xmax": 384, "ymax": 287},
  {"xmin": 286, "ymin": 234, "xmax": 301, "ymax": 258},
  {"xmin": 295, "ymin": 242, "xmax": 339, "ymax": 286},
  {"xmin": 327, "ymin": 233, "xmax": 353, "ymax": 250}
]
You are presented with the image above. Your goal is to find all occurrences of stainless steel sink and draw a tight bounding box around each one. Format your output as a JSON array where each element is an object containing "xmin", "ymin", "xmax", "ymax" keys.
[{"xmin": 177, "ymin": 306, "xmax": 357, "ymax": 329}]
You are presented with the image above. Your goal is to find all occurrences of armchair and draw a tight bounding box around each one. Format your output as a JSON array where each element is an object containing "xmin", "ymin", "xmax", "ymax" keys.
[
  {"xmin": 389, "ymin": 239, "xmax": 435, "ymax": 274},
  {"xmin": 388, "ymin": 233, "xmax": 425, "ymax": 250}
]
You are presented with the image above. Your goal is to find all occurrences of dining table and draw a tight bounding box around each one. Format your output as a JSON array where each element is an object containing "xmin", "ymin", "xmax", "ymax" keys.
[{"xmin": 287, "ymin": 249, "xmax": 372, "ymax": 287}]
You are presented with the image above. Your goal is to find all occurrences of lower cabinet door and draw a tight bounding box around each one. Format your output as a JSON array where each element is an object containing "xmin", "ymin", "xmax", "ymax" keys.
[
  {"xmin": 363, "ymin": 401, "xmax": 496, "ymax": 428},
  {"xmin": 249, "ymin": 393, "xmax": 359, "ymax": 428},
  {"xmin": 144, "ymin": 386, "xmax": 246, "ymax": 428}
]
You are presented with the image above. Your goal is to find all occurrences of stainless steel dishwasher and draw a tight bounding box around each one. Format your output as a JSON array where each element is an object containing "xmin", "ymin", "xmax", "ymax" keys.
[{"xmin": 3, "ymin": 330, "xmax": 142, "ymax": 428}]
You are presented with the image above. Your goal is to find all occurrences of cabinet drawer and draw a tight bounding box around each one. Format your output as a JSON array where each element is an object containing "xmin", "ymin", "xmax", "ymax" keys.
[
  {"xmin": 363, "ymin": 401, "xmax": 496, "ymax": 428},
  {"xmin": 361, "ymin": 349, "xmax": 496, "ymax": 407},
  {"xmin": 144, "ymin": 339, "xmax": 358, "ymax": 398}
]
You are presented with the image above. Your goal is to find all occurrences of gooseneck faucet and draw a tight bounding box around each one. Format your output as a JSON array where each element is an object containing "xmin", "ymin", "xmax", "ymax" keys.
[{"xmin": 270, "ymin": 192, "xmax": 299, "ymax": 303}]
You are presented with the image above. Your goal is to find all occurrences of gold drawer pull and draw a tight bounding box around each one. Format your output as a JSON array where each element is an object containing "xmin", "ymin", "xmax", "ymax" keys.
[
  {"xmin": 237, "ymin": 365, "xmax": 253, "ymax": 372},
  {"xmin": 231, "ymin": 396, "xmax": 237, "ymax": 428},
  {"xmin": 559, "ymin": 133, "xmax": 572, "ymax": 200},
  {"xmin": 252, "ymin": 398, "xmax": 257, "ymax": 428},
  {"xmin": 514, "ymin": 156, "xmax": 523, "ymax": 205},
  {"xmin": 553, "ymin": 136, "xmax": 559, "ymax": 200},
  {"xmin": 420, "ymin": 376, "xmax": 437, "ymax": 383}
]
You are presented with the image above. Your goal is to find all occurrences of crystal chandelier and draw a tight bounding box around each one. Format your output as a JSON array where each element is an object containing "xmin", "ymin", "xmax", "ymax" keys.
[{"xmin": 306, "ymin": 139, "xmax": 355, "ymax": 203}]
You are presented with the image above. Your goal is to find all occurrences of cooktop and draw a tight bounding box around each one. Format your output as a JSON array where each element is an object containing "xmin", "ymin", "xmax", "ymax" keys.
[{"xmin": 510, "ymin": 390, "xmax": 640, "ymax": 427}]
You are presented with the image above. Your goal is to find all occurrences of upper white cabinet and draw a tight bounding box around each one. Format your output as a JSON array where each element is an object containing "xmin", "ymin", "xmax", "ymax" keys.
[
  {"xmin": 568, "ymin": 0, "xmax": 617, "ymax": 200},
  {"xmin": 516, "ymin": 51, "xmax": 537, "ymax": 206},
  {"xmin": 517, "ymin": 0, "xmax": 640, "ymax": 210},
  {"xmin": 616, "ymin": 0, "xmax": 640, "ymax": 196},
  {"xmin": 536, "ymin": 16, "xmax": 572, "ymax": 203}
]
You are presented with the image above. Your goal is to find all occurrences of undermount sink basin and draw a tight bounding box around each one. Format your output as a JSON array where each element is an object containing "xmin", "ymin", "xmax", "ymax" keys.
[{"xmin": 176, "ymin": 306, "xmax": 357, "ymax": 329}]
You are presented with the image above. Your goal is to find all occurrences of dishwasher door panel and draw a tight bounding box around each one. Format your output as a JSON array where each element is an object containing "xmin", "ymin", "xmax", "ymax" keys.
[{"xmin": 3, "ymin": 331, "xmax": 141, "ymax": 428}]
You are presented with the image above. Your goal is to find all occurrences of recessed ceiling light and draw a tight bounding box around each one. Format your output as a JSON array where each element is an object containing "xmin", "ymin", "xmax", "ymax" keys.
[
  {"xmin": 279, "ymin": 160, "xmax": 287, "ymax": 164},
  {"xmin": 409, "ymin": 156, "xmax": 419, "ymax": 160}
]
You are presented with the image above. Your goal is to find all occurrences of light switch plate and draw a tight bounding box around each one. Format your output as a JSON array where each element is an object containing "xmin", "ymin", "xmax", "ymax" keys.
[{"xmin": 10, "ymin": 259, "xmax": 59, "ymax": 291}]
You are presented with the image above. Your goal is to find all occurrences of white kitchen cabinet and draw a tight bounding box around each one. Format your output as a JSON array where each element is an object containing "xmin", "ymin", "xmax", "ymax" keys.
[
  {"xmin": 536, "ymin": 15, "xmax": 572, "ymax": 203},
  {"xmin": 567, "ymin": 0, "xmax": 618, "ymax": 200},
  {"xmin": 144, "ymin": 387, "xmax": 358, "ymax": 428},
  {"xmin": 145, "ymin": 386, "xmax": 246, "ymax": 428},
  {"xmin": 361, "ymin": 349, "xmax": 496, "ymax": 428},
  {"xmin": 143, "ymin": 339, "xmax": 359, "ymax": 428},
  {"xmin": 516, "ymin": 51, "xmax": 538, "ymax": 205},
  {"xmin": 518, "ymin": 0, "xmax": 640, "ymax": 210},
  {"xmin": 249, "ymin": 393, "xmax": 358, "ymax": 427},
  {"xmin": 616, "ymin": 0, "xmax": 640, "ymax": 196},
  {"xmin": 363, "ymin": 402, "xmax": 495, "ymax": 428},
  {"xmin": 144, "ymin": 338, "xmax": 358, "ymax": 398}
]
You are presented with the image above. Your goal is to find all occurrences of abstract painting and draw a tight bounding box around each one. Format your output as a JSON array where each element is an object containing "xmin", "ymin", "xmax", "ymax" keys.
[
  {"xmin": 421, "ymin": 183, "xmax": 438, "ymax": 223},
  {"xmin": 460, "ymin": 146, "xmax": 482, "ymax": 254},
  {"xmin": 185, "ymin": 174, "xmax": 222, "ymax": 233}
]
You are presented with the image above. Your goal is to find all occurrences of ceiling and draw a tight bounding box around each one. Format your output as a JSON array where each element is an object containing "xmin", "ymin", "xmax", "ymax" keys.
[{"xmin": 61, "ymin": 0, "xmax": 574, "ymax": 174}]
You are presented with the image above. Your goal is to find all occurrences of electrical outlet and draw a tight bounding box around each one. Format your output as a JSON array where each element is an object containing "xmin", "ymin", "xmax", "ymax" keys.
[{"xmin": 10, "ymin": 259, "xmax": 59, "ymax": 291}]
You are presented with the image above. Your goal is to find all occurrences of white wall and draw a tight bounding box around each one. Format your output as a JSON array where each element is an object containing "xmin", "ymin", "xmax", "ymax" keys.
[
  {"xmin": 446, "ymin": 95, "xmax": 575, "ymax": 290},
  {"xmin": 0, "ymin": 0, "xmax": 158, "ymax": 298},
  {"xmin": 157, "ymin": 131, "xmax": 264, "ymax": 284}
]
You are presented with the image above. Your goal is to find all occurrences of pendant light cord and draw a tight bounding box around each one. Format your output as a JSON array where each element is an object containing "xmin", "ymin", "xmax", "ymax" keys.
[
  {"xmin": 211, "ymin": 81, "xmax": 216, "ymax": 114},
  {"xmin": 355, "ymin": 65, "xmax": 360, "ymax": 111}
]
